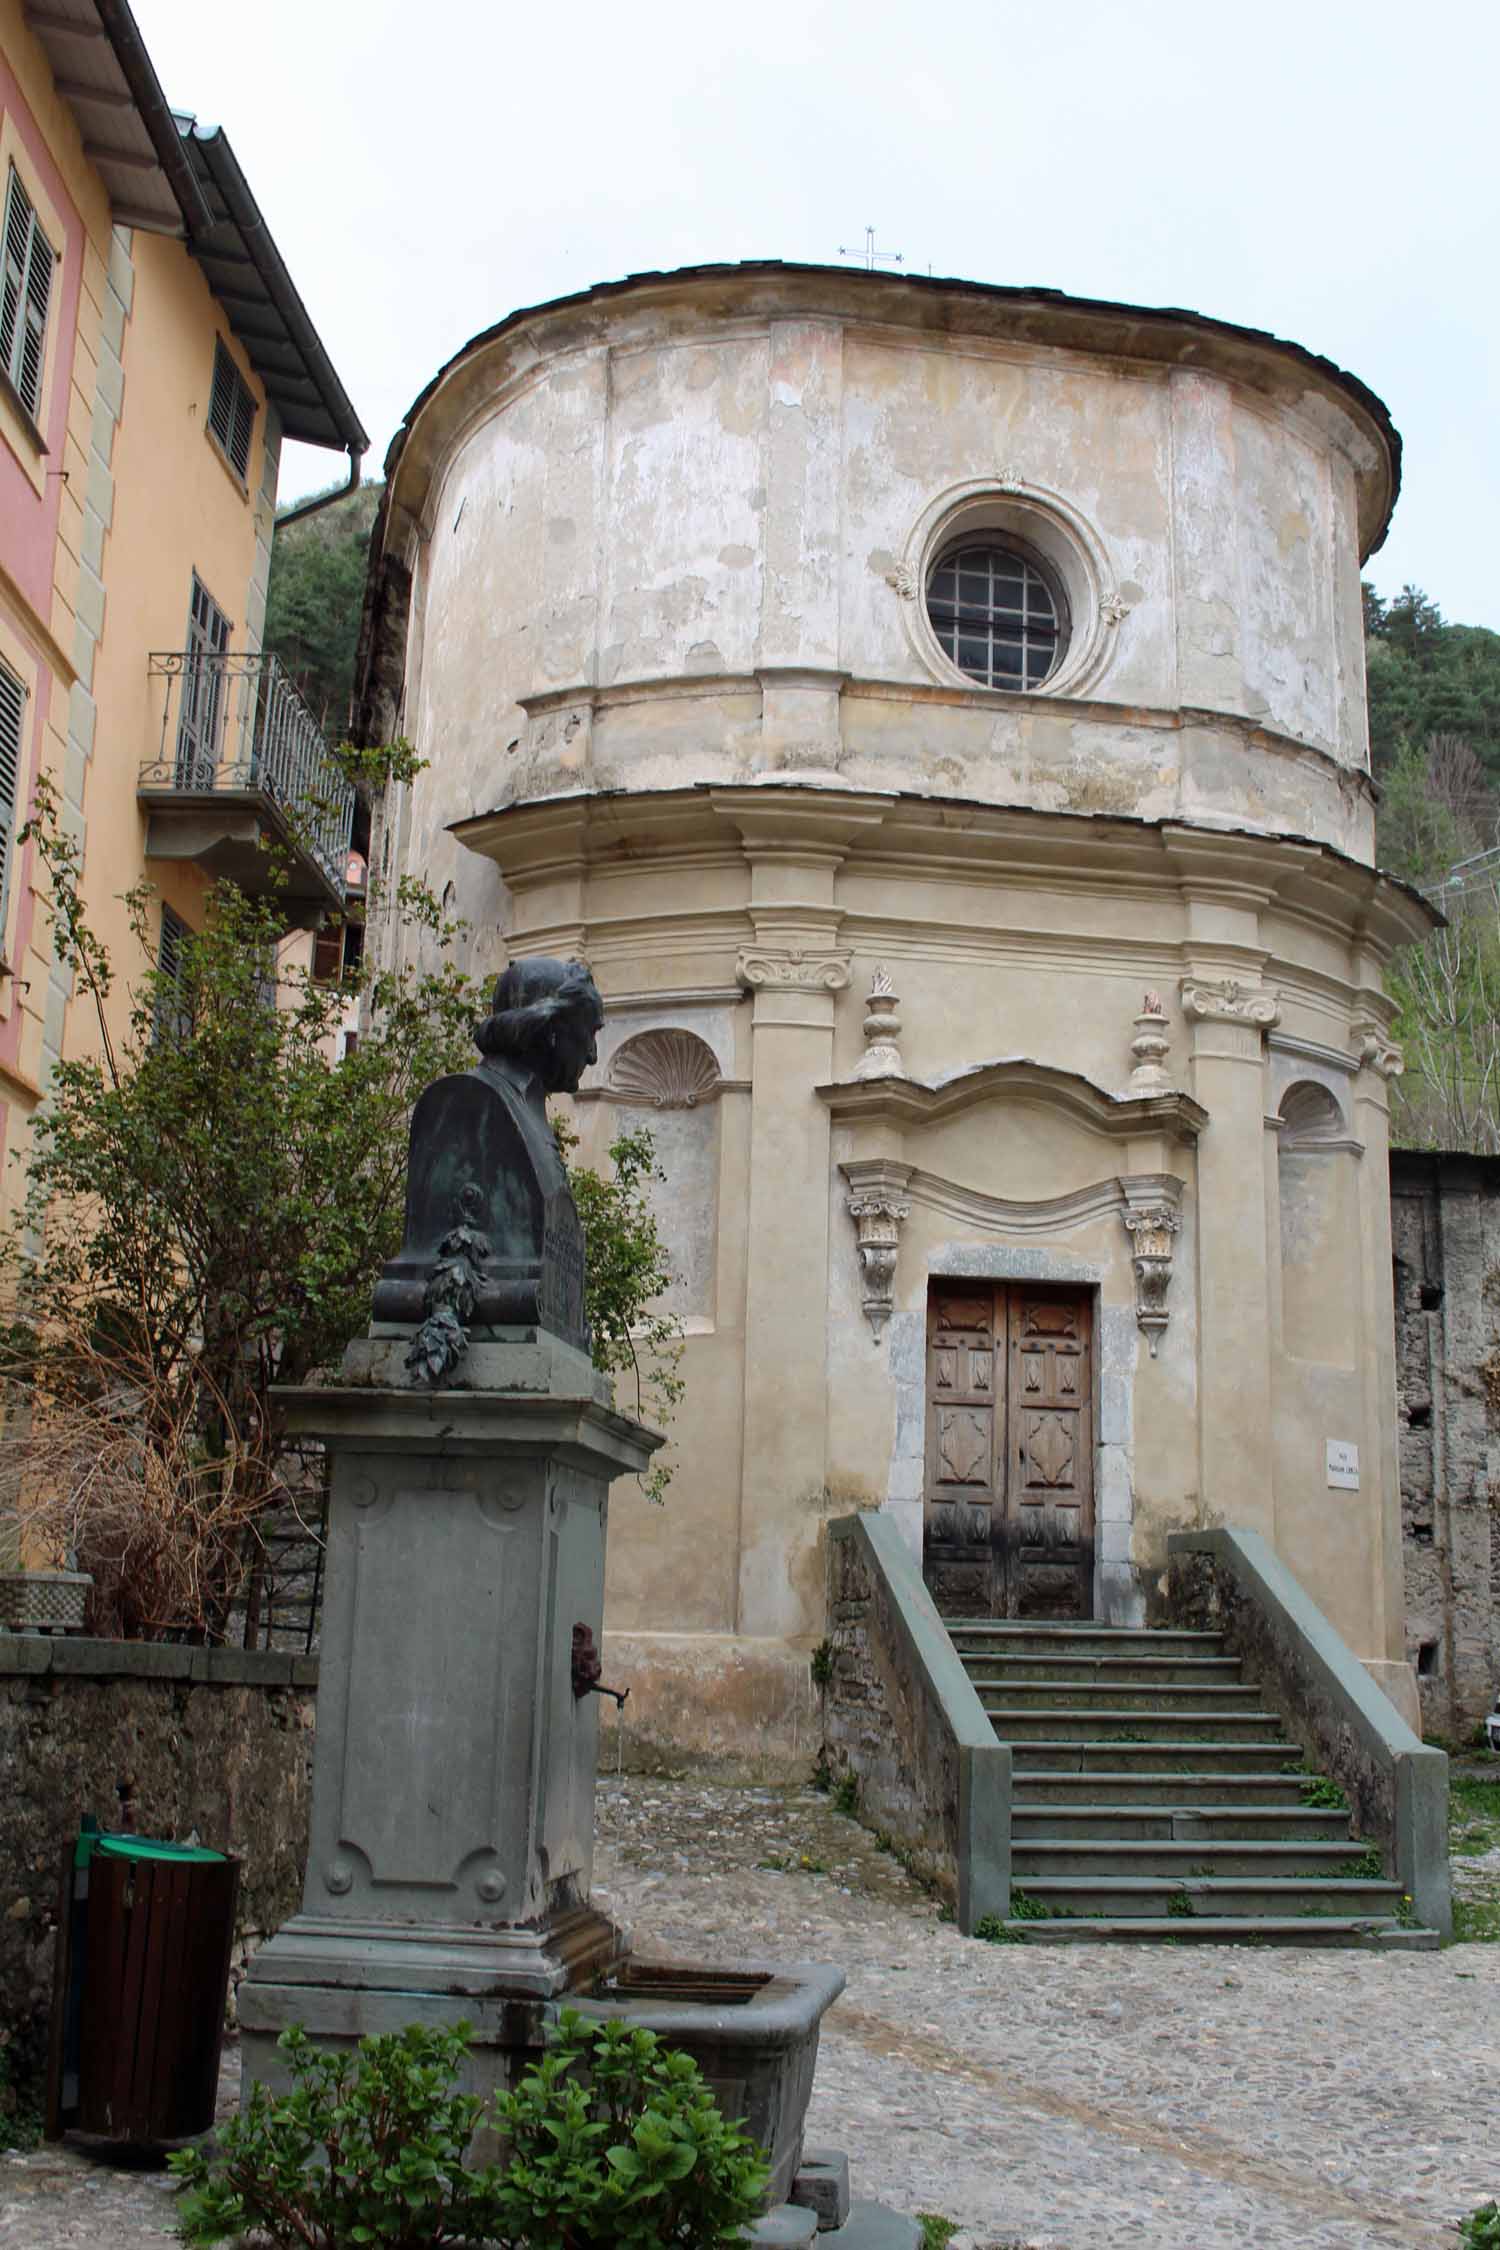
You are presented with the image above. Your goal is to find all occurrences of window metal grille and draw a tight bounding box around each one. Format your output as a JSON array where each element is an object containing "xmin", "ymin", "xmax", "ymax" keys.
[
  {"xmin": 926, "ymin": 540, "xmax": 1063, "ymax": 690},
  {"xmin": 0, "ymin": 659, "xmax": 25, "ymax": 941},
  {"xmin": 206, "ymin": 338, "xmax": 256, "ymax": 482},
  {"xmin": 1, "ymin": 164, "xmax": 56, "ymax": 423}
]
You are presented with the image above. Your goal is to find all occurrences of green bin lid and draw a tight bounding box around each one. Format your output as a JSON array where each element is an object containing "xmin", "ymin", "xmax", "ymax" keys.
[{"xmin": 74, "ymin": 1831, "xmax": 225, "ymax": 1868}]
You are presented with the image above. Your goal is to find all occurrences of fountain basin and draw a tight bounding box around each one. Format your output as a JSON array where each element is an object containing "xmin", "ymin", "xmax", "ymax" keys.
[{"xmin": 578, "ymin": 1958, "xmax": 845, "ymax": 2205}]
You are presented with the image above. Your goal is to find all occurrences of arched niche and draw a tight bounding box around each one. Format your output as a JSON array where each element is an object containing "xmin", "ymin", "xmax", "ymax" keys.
[
  {"xmin": 605, "ymin": 1029, "xmax": 723, "ymax": 1324},
  {"xmin": 1277, "ymin": 1078, "xmax": 1355, "ymax": 1363}
]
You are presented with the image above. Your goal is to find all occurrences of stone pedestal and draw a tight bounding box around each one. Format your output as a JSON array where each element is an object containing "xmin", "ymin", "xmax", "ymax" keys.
[{"xmin": 238, "ymin": 1333, "xmax": 659, "ymax": 2092}]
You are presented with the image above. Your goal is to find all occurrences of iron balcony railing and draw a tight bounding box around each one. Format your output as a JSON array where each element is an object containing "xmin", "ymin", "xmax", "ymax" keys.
[{"xmin": 143, "ymin": 651, "xmax": 356, "ymax": 902}]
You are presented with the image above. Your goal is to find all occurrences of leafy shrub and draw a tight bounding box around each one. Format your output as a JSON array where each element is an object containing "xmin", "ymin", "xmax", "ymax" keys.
[
  {"xmin": 973, "ymin": 1913, "xmax": 1024, "ymax": 1945},
  {"xmin": 832, "ymin": 1774, "xmax": 860, "ymax": 1817},
  {"xmin": 1459, "ymin": 2202, "xmax": 1500, "ymax": 2247},
  {"xmin": 490, "ymin": 2009, "xmax": 767, "ymax": 2247},
  {"xmin": 170, "ymin": 2012, "xmax": 768, "ymax": 2250},
  {"xmin": 170, "ymin": 2022, "xmax": 498, "ymax": 2248}
]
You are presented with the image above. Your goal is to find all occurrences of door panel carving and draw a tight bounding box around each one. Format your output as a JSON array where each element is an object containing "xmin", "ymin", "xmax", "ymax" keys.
[{"xmin": 923, "ymin": 1284, "xmax": 1094, "ymax": 1618}]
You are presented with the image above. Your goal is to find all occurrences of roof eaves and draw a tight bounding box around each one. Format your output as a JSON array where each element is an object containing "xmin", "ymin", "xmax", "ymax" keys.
[
  {"xmin": 92, "ymin": 0, "xmax": 210, "ymax": 230},
  {"xmin": 175, "ymin": 118, "xmax": 368, "ymax": 457}
]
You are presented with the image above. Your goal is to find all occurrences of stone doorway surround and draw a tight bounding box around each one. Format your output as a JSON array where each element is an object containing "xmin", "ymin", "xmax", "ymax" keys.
[{"xmin": 819, "ymin": 1058, "xmax": 1205, "ymax": 1628}]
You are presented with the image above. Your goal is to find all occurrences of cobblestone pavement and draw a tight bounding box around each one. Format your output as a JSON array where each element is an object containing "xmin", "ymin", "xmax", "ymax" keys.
[{"xmin": 4, "ymin": 1777, "xmax": 1497, "ymax": 2249}]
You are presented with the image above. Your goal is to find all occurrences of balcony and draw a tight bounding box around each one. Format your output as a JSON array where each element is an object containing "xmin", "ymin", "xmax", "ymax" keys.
[{"xmin": 141, "ymin": 652, "xmax": 356, "ymax": 919}]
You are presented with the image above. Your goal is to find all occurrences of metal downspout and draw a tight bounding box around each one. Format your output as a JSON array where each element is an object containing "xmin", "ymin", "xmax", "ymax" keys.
[{"xmin": 275, "ymin": 448, "xmax": 364, "ymax": 531}]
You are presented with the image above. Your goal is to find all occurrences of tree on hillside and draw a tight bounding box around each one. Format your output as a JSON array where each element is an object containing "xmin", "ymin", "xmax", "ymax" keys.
[
  {"xmin": 1375, "ymin": 731, "xmax": 1500, "ymax": 1154},
  {"xmin": 263, "ymin": 481, "xmax": 384, "ymax": 734},
  {"xmin": 1363, "ymin": 584, "xmax": 1500, "ymax": 777}
]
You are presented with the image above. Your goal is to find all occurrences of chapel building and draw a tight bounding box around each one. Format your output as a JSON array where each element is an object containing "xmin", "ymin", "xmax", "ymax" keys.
[{"xmin": 358, "ymin": 262, "xmax": 1430, "ymax": 1764}]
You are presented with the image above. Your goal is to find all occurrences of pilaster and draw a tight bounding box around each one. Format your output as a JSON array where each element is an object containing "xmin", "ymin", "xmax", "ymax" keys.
[{"xmin": 1180, "ymin": 973, "xmax": 1280, "ymax": 1540}]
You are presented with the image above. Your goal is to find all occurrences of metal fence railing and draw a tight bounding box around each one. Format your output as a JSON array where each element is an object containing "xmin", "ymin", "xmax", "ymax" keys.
[{"xmin": 143, "ymin": 651, "xmax": 355, "ymax": 902}]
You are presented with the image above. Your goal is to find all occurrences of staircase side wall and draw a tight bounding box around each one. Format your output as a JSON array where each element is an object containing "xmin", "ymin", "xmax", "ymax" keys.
[
  {"xmin": 823, "ymin": 1511, "xmax": 1009, "ymax": 1932},
  {"xmin": 1167, "ymin": 1527, "xmax": 1451, "ymax": 1936}
]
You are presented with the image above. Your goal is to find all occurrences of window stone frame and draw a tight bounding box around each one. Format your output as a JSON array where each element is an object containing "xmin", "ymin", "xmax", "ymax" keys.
[{"xmin": 895, "ymin": 475, "xmax": 1129, "ymax": 701}]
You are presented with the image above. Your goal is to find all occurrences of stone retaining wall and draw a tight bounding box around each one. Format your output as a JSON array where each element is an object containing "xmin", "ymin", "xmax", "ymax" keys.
[
  {"xmin": 823, "ymin": 1512, "xmax": 1008, "ymax": 1932},
  {"xmin": 0, "ymin": 1636, "xmax": 316, "ymax": 2044},
  {"xmin": 1389, "ymin": 1151, "xmax": 1500, "ymax": 1742}
]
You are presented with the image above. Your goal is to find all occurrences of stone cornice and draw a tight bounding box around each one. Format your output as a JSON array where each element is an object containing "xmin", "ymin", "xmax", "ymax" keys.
[
  {"xmin": 450, "ymin": 783, "xmax": 1437, "ymax": 962},
  {"xmin": 816, "ymin": 1057, "xmax": 1207, "ymax": 1143}
]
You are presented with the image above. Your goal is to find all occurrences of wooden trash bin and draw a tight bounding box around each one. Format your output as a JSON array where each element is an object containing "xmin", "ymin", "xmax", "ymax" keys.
[{"xmin": 46, "ymin": 1830, "xmax": 240, "ymax": 2144}]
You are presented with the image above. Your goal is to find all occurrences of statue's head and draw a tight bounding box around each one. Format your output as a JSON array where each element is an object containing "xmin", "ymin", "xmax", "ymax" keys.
[{"xmin": 473, "ymin": 957, "xmax": 605, "ymax": 1095}]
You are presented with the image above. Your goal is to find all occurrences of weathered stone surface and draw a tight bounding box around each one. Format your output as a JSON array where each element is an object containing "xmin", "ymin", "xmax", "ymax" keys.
[
  {"xmin": 0, "ymin": 1645, "xmax": 313, "ymax": 2045},
  {"xmin": 791, "ymin": 2145, "xmax": 852, "ymax": 2229},
  {"xmin": 1167, "ymin": 1528, "xmax": 1450, "ymax": 1937},
  {"xmin": 748, "ymin": 2204, "xmax": 819, "ymax": 2247},
  {"xmin": 822, "ymin": 1513, "xmax": 1008, "ymax": 1932},
  {"xmin": 8, "ymin": 1775, "xmax": 1500, "ymax": 2249},
  {"xmin": 1390, "ymin": 1151, "xmax": 1500, "ymax": 1742},
  {"xmin": 358, "ymin": 264, "xmax": 1427, "ymax": 1766}
]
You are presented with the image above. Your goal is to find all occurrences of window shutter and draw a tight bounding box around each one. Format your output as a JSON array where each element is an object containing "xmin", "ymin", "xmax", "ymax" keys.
[
  {"xmin": 0, "ymin": 661, "xmax": 24, "ymax": 942},
  {"xmin": 19, "ymin": 209, "xmax": 54, "ymax": 418},
  {"xmin": 208, "ymin": 339, "xmax": 255, "ymax": 481},
  {"xmin": 2, "ymin": 170, "xmax": 33, "ymax": 401},
  {"xmin": 155, "ymin": 905, "xmax": 189, "ymax": 1042},
  {"xmin": 1, "ymin": 168, "xmax": 54, "ymax": 421}
]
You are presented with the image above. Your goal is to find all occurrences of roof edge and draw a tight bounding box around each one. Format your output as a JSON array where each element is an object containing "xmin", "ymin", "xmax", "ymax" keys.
[
  {"xmin": 381, "ymin": 261, "xmax": 1400, "ymax": 560},
  {"xmin": 177, "ymin": 119, "xmax": 369, "ymax": 456}
]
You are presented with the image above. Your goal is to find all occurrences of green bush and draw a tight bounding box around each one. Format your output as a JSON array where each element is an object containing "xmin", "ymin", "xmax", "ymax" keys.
[
  {"xmin": 1459, "ymin": 2202, "xmax": 1500, "ymax": 2247},
  {"xmin": 170, "ymin": 2012, "xmax": 768, "ymax": 2249},
  {"xmin": 170, "ymin": 2022, "xmax": 496, "ymax": 2248},
  {"xmin": 490, "ymin": 2010, "xmax": 767, "ymax": 2247}
]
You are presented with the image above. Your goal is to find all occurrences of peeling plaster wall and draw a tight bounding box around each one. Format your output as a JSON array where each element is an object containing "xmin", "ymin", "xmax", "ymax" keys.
[
  {"xmin": 386, "ymin": 284, "xmax": 1383, "ymax": 972},
  {"xmin": 369, "ymin": 272, "xmax": 1419, "ymax": 1763}
]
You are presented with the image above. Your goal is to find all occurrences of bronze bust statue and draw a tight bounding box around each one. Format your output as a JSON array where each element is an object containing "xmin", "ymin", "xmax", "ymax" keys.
[{"xmin": 371, "ymin": 957, "xmax": 604, "ymax": 1377}]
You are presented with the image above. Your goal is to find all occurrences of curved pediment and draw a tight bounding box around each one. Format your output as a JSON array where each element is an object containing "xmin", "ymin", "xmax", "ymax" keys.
[{"xmin": 816, "ymin": 1056, "xmax": 1207, "ymax": 1143}]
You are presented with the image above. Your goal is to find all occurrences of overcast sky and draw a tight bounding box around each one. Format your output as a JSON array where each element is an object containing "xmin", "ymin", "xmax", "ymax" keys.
[{"xmin": 134, "ymin": 0, "xmax": 1498, "ymax": 629}]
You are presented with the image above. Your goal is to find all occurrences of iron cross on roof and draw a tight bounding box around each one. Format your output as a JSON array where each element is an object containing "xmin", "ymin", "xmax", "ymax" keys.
[{"xmin": 837, "ymin": 226, "xmax": 903, "ymax": 272}]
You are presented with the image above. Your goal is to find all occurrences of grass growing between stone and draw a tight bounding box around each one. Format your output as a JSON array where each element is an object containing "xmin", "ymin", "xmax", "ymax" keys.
[
  {"xmin": 1449, "ymin": 1766, "xmax": 1500, "ymax": 1943},
  {"xmin": 1450, "ymin": 1773, "xmax": 1500, "ymax": 1857}
]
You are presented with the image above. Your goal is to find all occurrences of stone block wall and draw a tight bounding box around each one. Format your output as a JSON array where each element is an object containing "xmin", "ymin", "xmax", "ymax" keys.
[
  {"xmin": 823, "ymin": 1526, "xmax": 961, "ymax": 1903},
  {"xmin": 0, "ymin": 1637, "xmax": 315, "ymax": 2046},
  {"xmin": 1390, "ymin": 1153, "xmax": 1500, "ymax": 1741}
]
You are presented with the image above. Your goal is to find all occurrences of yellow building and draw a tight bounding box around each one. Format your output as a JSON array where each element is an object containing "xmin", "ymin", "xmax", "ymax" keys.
[{"xmin": 0, "ymin": 0, "xmax": 365, "ymax": 1168}]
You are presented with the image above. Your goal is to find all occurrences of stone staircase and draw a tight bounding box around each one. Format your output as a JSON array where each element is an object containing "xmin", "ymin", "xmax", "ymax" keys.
[{"xmin": 944, "ymin": 1618, "xmax": 1438, "ymax": 1945}]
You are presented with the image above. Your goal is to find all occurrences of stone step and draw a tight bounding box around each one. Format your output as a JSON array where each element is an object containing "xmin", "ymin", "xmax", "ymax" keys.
[
  {"xmin": 1012, "ymin": 1838, "xmax": 1380, "ymax": 1879},
  {"xmin": 1012, "ymin": 1874, "xmax": 1403, "ymax": 1917},
  {"xmin": 1012, "ymin": 1766, "xmax": 1318, "ymax": 1802},
  {"xmin": 751, "ymin": 2201, "xmax": 921, "ymax": 2248},
  {"xmin": 1010, "ymin": 1804, "xmax": 1354, "ymax": 1842},
  {"xmin": 982, "ymin": 1914, "xmax": 1438, "ymax": 1948},
  {"xmin": 959, "ymin": 1653, "xmax": 1246, "ymax": 1686},
  {"xmin": 971, "ymin": 1681, "xmax": 1267, "ymax": 1715},
  {"xmin": 986, "ymin": 1707, "xmax": 1283, "ymax": 1742},
  {"xmin": 1009, "ymin": 1739, "xmax": 1296, "ymax": 1771},
  {"xmin": 944, "ymin": 1621, "xmax": 1224, "ymax": 1657}
]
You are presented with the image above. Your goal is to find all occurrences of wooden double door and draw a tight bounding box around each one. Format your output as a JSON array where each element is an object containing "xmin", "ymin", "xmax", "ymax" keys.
[{"xmin": 923, "ymin": 1283, "xmax": 1095, "ymax": 1619}]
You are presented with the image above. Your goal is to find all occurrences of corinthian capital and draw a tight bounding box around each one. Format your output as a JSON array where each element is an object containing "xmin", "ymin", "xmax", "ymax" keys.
[
  {"xmin": 1179, "ymin": 976, "xmax": 1281, "ymax": 1030},
  {"xmin": 736, "ymin": 949, "xmax": 852, "ymax": 992}
]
